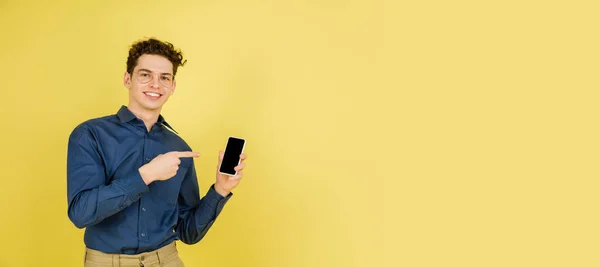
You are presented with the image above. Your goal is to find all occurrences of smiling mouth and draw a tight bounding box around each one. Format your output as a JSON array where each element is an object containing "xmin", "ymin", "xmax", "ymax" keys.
[{"xmin": 144, "ymin": 92, "xmax": 163, "ymax": 98}]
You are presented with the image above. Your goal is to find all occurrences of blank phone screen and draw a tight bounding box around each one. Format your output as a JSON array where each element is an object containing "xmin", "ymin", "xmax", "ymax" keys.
[{"xmin": 219, "ymin": 137, "xmax": 245, "ymax": 175}]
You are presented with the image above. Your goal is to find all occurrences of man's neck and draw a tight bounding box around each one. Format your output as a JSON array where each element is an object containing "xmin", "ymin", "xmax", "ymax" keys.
[{"xmin": 127, "ymin": 105, "xmax": 161, "ymax": 132}]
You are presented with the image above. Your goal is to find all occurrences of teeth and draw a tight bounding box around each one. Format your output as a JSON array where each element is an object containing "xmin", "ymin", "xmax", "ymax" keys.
[{"xmin": 145, "ymin": 92, "xmax": 160, "ymax": 97}]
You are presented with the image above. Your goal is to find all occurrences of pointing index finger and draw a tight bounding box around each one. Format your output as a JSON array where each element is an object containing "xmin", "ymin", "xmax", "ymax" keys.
[{"xmin": 173, "ymin": 151, "xmax": 201, "ymax": 158}]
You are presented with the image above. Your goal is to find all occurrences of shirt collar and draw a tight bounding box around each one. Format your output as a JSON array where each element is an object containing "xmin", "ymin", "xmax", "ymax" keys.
[
  {"xmin": 117, "ymin": 105, "xmax": 178, "ymax": 134},
  {"xmin": 157, "ymin": 114, "xmax": 178, "ymax": 134},
  {"xmin": 117, "ymin": 105, "xmax": 136, "ymax": 123}
]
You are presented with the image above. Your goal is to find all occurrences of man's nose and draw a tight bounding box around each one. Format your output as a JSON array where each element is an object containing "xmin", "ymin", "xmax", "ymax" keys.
[{"xmin": 150, "ymin": 75, "xmax": 160, "ymax": 88}]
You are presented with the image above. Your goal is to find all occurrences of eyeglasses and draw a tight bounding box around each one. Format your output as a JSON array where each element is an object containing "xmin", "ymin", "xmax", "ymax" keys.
[{"xmin": 135, "ymin": 69, "xmax": 174, "ymax": 87}]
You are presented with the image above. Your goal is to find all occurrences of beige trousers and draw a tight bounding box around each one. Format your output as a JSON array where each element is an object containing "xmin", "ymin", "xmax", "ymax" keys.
[{"xmin": 84, "ymin": 241, "xmax": 185, "ymax": 267}]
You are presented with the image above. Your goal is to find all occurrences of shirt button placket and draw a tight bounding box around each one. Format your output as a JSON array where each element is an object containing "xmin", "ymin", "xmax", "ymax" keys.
[{"xmin": 140, "ymin": 133, "xmax": 151, "ymax": 246}]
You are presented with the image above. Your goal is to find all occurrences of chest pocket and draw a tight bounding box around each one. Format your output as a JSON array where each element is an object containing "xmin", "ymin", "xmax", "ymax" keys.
[{"xmin": 149, "ymin": 161, "xmax": 190, "ymax": 206}]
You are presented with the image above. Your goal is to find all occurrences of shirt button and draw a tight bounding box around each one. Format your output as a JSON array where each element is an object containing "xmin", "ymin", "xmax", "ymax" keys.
[
  {"xmin": 141, "ymin": 233, "xmax": 146, "ymax": 237},
  {"xmin": 142, "ymin": 208, "xmax": 146, "ymax": 212},
  {"xmin": 145, "ymin": 157, "xmax": 150, "ymax": 162}
]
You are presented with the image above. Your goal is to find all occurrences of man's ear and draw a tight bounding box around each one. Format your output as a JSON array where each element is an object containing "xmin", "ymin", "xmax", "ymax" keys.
[
  {"xmin": 170, "ymin": 80, "xmax": 177, "ymax": 95},
  {"xmin": 124, "ymin": 71, "xmax": 131, "ymax": 89}
]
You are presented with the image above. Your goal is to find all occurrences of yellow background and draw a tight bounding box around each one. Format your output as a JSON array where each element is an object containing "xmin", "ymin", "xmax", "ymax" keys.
[{"xmin": 0, "ymin": 0, "xmax": 598, "ymax": 266}]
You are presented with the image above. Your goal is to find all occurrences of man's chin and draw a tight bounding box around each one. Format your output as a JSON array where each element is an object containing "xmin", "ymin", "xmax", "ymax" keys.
[
  {"xmin": 129, "ymin": 98, "xmax": 165, "ymax": 112},
  {"xmin": 140, "ymin": 102, "xmax": 164, "ymax": 111}
]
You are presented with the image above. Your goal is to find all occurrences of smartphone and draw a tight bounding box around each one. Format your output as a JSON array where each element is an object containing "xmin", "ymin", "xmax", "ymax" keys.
[{"xmin": 218, "ymin": 136, "xmax": 246, "ymax": 176}]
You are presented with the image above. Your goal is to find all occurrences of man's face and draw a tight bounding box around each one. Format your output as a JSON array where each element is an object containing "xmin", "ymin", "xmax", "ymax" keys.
[{"xmin": 124, "ymin": 54, "xmax": 177, "ymax": 112}]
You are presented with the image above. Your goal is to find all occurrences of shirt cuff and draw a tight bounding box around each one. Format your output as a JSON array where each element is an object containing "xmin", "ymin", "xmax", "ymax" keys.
[
  {"xmin": 124, "ymin": 170, "xmax": 150, "ymax": 200},
  {"xmin": 206, "ymin": 184, "xmax": 233, "ymax": 202},
  {"xmin": 205, "ymin": 184, "xmax": 232, "ymax": 217}
]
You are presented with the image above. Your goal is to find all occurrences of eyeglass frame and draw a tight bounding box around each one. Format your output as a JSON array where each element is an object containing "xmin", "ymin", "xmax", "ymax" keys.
[{"xmin": 133, "ymin": 68, "xmax": 175, "ymax": 87}]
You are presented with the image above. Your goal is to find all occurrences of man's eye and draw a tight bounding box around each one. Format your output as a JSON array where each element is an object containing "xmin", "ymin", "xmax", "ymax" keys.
[
  {"xmin": 162, "ymin": 76, "xmax": 172, "ymax": 81},
  {"xmin": 141, "ymin": 74, "xmax": 150, "ymax": 77}
]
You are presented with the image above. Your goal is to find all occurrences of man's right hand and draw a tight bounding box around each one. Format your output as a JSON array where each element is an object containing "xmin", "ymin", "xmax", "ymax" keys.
[{"xmin": 138, "ymin": 151, "xmax": 200, "ymax": 185}]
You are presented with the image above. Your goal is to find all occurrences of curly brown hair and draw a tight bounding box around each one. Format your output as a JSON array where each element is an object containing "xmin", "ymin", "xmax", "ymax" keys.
[{"xmin": 126, "ymin": 38, "xmax": 187, "ymax": 76}]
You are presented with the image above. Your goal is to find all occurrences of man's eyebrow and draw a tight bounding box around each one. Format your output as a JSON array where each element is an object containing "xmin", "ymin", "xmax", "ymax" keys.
[{"xmin": 137, "ymin": 68, "xmax": 173, "ymax": 75}]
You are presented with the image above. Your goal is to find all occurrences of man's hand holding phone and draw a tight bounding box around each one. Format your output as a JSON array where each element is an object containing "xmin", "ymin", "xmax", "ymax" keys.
[{"xmin": 214, "ymin": 150, "xmax": 247, "ymax": 197}]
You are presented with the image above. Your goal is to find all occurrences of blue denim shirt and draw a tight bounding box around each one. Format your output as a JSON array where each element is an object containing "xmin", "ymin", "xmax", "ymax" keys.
[{"xmin": 67, "ymin": 105, "xmax": 231, "ymax": 254}]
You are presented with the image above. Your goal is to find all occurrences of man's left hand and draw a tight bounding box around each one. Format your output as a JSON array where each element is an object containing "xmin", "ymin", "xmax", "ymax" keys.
[{"xmin": 214, "ymin": 151, "xmax": 247, "ymax": 197}]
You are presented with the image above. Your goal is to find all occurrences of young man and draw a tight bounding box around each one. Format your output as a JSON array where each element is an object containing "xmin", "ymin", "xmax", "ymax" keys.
[{"xmin": 67, "ymin": 38, "xmax": 246, "ymax": 267}]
